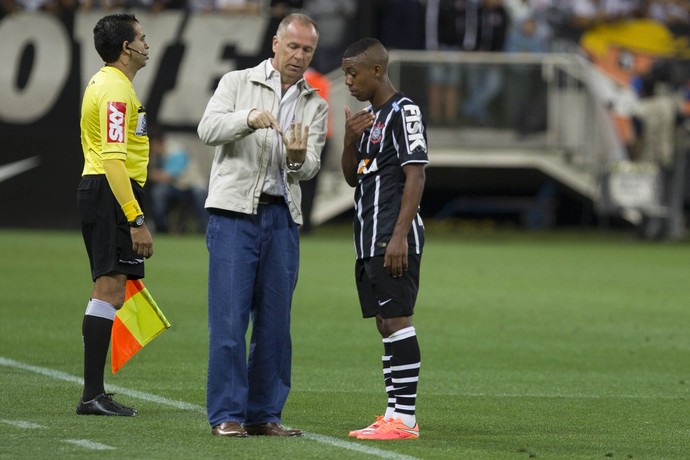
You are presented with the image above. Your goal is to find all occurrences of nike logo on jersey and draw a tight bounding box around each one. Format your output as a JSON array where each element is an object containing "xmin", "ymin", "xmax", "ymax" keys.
[
  {"xmin": 403, "ymin": 105, "xmax": 426, "ymax": 152},
  {"xmin": 378, "ymin": 298, "xmax": 392, "ymax": 306}
]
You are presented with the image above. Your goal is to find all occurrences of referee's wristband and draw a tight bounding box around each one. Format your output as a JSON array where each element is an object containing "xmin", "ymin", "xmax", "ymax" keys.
[{"xmin": 121, "ymin": 199, "xmax": 143, "ymax": 222}]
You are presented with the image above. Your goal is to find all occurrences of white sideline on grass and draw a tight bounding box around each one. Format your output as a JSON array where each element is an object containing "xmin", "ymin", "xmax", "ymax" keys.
[
  {"xmin": 0, "ymin": 356, "xmax": 418, "ymax": 460},
  {"xmin": 63, "ymin": 439, "xmax": 116, "ymax": 451}
]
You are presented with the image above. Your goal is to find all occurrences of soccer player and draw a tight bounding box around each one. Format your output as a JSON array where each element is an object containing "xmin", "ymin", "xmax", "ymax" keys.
[
  {"xmin": 340, "ymin": 37, "xmax": 428, "ymax": 440},
  {"xmin": 76, "ymin": 13, "xmax": 152, "ymax": 416}
]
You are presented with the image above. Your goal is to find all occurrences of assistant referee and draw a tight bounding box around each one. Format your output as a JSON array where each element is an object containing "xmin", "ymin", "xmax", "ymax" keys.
[{"xmin": 76, "ymin": 13, "xmax": 152, "ymax": 417}]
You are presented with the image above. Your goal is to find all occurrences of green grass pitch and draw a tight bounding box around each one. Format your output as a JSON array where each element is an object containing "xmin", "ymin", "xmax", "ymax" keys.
[{"xmin": 1, "ymin": 226, "xmax": 689, "ymax": 459}]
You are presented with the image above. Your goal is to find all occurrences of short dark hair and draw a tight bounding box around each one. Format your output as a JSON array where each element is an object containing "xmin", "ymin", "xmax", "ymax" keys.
[
  {"xmin": 343, "ymin": 37, "xmax": 384, "ymax": 60},
  {"xmin": 93, "ymin": 13, "xmax": 139, "ymax": 64}
]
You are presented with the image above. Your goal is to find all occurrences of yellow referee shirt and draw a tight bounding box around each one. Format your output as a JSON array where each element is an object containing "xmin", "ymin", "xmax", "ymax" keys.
[{"xmin": 80, "ymin": 66, "xmax": 148, "ymax": 186}]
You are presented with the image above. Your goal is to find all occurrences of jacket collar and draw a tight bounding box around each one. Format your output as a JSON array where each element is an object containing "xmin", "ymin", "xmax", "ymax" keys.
[{"xmin": 248, "ymin": 59, "xmax": 316, "ymax": 95}]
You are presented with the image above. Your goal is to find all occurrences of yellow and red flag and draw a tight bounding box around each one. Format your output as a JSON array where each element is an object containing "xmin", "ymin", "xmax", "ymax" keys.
[{"xmin": 111, "ymin": 279, "xmax": 171, "ymax": 374}]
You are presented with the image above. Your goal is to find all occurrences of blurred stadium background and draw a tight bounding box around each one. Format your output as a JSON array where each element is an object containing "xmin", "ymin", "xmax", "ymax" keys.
[{"xmin": 1, "ymin": 1, "xmax": 689, "ymax": 237}]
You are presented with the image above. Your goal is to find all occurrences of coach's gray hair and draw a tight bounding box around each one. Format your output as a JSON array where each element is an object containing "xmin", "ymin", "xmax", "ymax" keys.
[{"xmin": 276, "ymin": 13, "xmax": 319, "ymax": 40}]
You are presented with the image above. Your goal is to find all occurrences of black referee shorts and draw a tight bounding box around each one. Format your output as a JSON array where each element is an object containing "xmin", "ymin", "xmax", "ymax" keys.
[
  {"xmin": 355, "ymin": 254, "xmax": 421, "ymax": 319},
  {"xmin": 77, "ymin": 175, "xmax": 145, "ymax": 282}
]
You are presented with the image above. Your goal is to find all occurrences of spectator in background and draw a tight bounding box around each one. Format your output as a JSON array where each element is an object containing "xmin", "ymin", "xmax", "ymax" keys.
[
  {"xmin": 373, "ymin": 0, "xmax": 428, "ymax": 113},
  {"xmin": 15, "ymin": 0, "xmax": 54, "ymax": 10},
  {"xmin": 7, "ymin": 0, "xmax": 77, "ymax": 14},
  {"xmin": 647, "ymin": 0, "xmax": 690, "ymax": 33},
  {"xmin": 79, "ymin": 0, "xmax": 127, "ymax": 11},
  {"xmin": 504, "ymin": 0, "xmax": 561, "ymax": 30},
  {"xmin": 261, "ymin": 0, "xmax": 304, "ymax": 55},
  {"xmin": 504, "ymin": 1, "xmax": 552, "ymax": 136},
  {"xmin": 632, "ymin": 60, "xmax": 685, "ymax": 239},
  {"xmin": 215, "ymin": 0, "xmax": 260, "ymax": 14},
  {"xmin": 304, "ymin": 0, "xmax": 357, "ymax": 73},
  {"xmin": 375, "ymin": 0, "xmax": 426, "ymax": 51},
  {"xmin": 148, "ymin": 129, "xmax": 208, "ymax": 234},
  {"xmin": 425, "ymin": 0, "xmax": 470, "ymax": 126},
  {"xmin": 633, "ymin": 62, "xmax": 679, "ymax": 166},
  {"xmin": 270, "ymin": 0, "xmax": 302, "ymax": 16},
  {"xmin": 461, "ymin": 0, "xmax": 510, "ymax": 125},
  {"xmin": 126, "ymin": 0, "xmax": 186, "ymax": 11},
  {"xmin": 564, "ymin": 0, "xmax": 645, "ymax": 40},
  {"xmin": 0, "ymin": 0, "xmax": 18, "ymax": 17}
]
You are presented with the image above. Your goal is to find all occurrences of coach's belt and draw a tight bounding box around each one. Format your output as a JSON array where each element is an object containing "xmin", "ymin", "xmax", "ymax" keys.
[{"xmin": 258, "ymin": 193, "xmax": 284, "ymax": 205}]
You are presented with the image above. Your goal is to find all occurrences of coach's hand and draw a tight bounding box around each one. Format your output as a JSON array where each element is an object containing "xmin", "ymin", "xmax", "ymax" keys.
[
  {"xmin": 248, "ymin": 109, "xmax": 281, "ymax": 132},
  {"xmin": 280, "ymin": 122, "xmax": 309, "ymax": 166},
  {"xmin": 131, "ymin": 225, "xmax": 153, "ymax": 259}
]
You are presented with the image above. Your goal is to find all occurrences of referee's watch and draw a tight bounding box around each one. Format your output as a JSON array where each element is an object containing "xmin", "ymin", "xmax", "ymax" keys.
[{"xmin": 129, "ymin": 214, "xmax": 145, "ymax": 228}]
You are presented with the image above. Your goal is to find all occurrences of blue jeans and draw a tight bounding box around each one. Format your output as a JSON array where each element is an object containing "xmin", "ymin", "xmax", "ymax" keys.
[
  {"xmin": 462, "ymin": 65, "xmax": 504, "ymax": 124},
  {"xmin": 205, "ymin": 204, "xmax": 299, "ymax": 427}
]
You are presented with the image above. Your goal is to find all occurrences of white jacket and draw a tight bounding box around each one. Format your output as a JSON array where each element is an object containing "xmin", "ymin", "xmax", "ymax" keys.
[{"xmin": 198, "ymin": 59, "xmax": 328, "ymax": 224}]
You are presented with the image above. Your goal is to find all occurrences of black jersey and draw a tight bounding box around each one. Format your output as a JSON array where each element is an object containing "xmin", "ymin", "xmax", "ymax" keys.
[{"xmin": 352, "ymin": 92, "xmax": 429, "ymax": 260}]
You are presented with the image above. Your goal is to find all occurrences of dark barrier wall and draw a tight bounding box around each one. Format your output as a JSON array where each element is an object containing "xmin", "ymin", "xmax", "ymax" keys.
[{"xmin": 0, "ymin": 11, "xmax": 271, "ymax": 229}]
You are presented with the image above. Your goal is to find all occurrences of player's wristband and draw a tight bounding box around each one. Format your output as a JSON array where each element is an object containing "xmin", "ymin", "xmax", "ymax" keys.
[{"xmin": 121, "ymin": 199, "xmax": 143, "ymax": 222}]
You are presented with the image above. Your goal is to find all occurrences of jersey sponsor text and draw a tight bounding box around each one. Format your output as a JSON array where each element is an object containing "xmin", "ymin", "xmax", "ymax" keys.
[
  {"xmin": 403, "ymin": 105, "xmax": 426, "ymax": 151},
  {"xmin": 107, "ymin": 102, "xmax": 126, "ymax": 143}
]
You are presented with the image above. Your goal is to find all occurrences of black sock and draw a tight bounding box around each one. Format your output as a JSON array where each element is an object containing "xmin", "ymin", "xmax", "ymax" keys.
[
  {"xmin": 390, "ymin": 327, "xmax": 421, "ymax": 420},
  {"xmin": 382, "ymin": 339, "xmax": 395, "ymax": 416},
  {"xmin": 82, "ymin": 315, "xmax": 113, "ymax": 401}
]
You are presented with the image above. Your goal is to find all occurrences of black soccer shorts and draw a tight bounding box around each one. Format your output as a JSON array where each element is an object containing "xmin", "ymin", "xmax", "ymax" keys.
[
  {"xmin": 355, "ymin": 254, "xmax": 421, "ymax": 319},
  {"xmin": 78, "ymin": 175, "xmax": 145, "ymax": 281}
]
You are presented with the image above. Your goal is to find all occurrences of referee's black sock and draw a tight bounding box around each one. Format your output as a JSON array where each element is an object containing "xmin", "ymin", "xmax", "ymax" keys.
[{"xmin": 81, "ymin": 299, "xmax": 117, "ymax": 402}]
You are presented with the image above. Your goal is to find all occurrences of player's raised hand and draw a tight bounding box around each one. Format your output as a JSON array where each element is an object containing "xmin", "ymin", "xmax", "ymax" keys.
[{"xmin": 344, "ymin": 106, "xmax": 374, "ymax": 145}]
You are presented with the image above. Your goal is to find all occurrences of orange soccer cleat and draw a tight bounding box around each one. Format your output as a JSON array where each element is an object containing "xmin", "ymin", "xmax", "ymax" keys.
[
  {"xmin": 348, "ymin": 415, "xmax": 386, "ymax": 437},
  {"xmin": 356, "ymin": 418, "xmax": 419, "ymax": 440}
]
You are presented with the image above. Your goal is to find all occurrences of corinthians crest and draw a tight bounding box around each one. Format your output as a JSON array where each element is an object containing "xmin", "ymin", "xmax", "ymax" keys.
[{"xmin": 370, "ymin": 121, "xmax": 385, "ymax": 144}]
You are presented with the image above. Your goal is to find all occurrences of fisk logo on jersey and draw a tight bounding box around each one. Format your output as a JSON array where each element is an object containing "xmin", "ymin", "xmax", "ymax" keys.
[
  {"xmin": 403, "ymin": 105, "xmax": 426, "ymax": 152},
  {"xmin": 357, "ymin": 158, "xmax": 379, "ymax": 175},
  {"xmin": 107, "ymin": 102, "xmax": 126, "ymax": 143}
]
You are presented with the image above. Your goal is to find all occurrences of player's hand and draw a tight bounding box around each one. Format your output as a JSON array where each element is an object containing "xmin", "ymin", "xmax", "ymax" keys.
[
  {"xmin": 280, "ymin": 122, "xmax": 309, "ymax": 165},
  {"xmin": 130, "ymin": 225, "xmax": 153, "ymax": 259},
  {"xmin": 344, "ymin": 106, "xmax": 374, "ymax": 146},
  {"xmin": 383, "ymin": 237, "xmax": 408, "ymax": 278},
  {"xmin": 247, "ymin": 109, "xmax": 281, "ymax": 132}
]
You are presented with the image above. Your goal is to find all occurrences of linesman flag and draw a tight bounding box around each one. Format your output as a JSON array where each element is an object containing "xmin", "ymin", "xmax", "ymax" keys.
[{"xmin": 111, "ymin": 279, "xmax": 171, "ymax": 374}]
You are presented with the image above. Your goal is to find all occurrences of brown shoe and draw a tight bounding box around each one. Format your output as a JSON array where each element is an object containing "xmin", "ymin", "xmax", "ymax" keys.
[
  {"xmin": 244, "ymin": 422, "xmax": 303, "ymax": 436},
  {"xmin": 211, "ymin": 421, "xmax": 248, "ymax": 437}
]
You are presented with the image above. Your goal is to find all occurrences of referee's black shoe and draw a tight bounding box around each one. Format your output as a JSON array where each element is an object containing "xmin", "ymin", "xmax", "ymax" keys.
[{"xmin": 76, "ymin": 393, "xmax": 137, "ymax": 416}]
